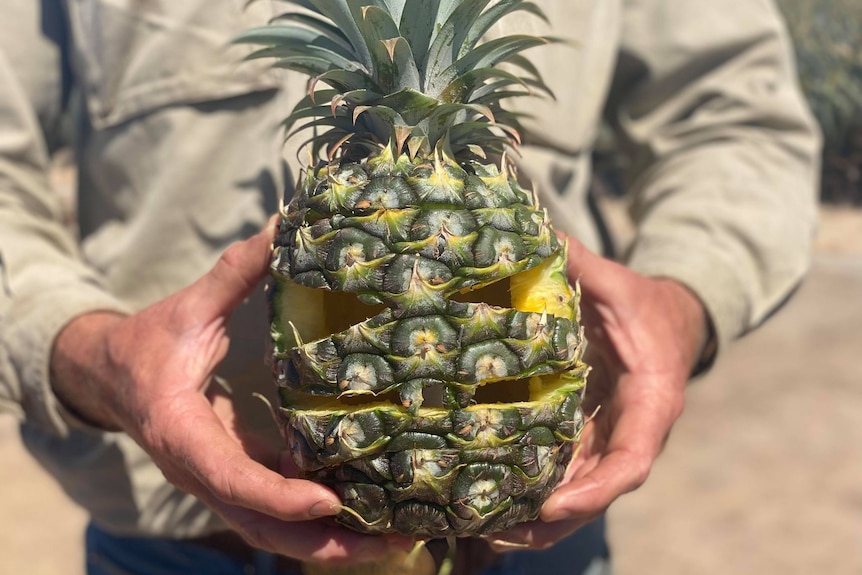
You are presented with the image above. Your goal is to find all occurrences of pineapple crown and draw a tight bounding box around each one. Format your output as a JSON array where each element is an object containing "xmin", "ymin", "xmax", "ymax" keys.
[{"xmin": 236, "ymin": 0, "xmax": 553, "ymax": 162}]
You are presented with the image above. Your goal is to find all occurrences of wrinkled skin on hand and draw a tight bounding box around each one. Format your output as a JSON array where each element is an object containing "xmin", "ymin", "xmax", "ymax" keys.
[
  {"xmin": 50, "ymin": 218, "xmax": 411, "ymax": 564},
  {"xmin": 486, "ymin": 236, "xmax": 708, "ymax": 551}
]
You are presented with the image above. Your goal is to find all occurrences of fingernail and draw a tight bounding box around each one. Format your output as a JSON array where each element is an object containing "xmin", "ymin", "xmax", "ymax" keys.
[
  {"xmin": 488, "ymin": 538, "xmax": 531, "ymax": 550},
  {"xmin": 354, "ymin": 539, "xmax": 390, "ymax": 562},
  {"xmin": 542, "ymin": 509, "xmax": 573, "ymax": 522},
  {"xmin": 309, "ymin": 500, "xmax": 342, "ymax": 517},
  {"xmin": 384, "ymin": 534, "xmax": 416, "ymax": 553}
]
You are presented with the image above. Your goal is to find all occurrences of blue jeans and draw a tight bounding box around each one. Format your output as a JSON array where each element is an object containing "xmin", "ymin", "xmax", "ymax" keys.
[
  {"xmin": 85, "ymin": 519, "xmax": 611, "ymax": 575},
  {"xmin": 481, "ymin": 518, "xmax": 611, "ymax": 575}
]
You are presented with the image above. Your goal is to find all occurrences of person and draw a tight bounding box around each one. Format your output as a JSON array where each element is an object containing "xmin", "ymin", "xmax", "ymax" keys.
[{"xmin": 0, "ymin": 1, "xmax": 819, "ymax": 574}]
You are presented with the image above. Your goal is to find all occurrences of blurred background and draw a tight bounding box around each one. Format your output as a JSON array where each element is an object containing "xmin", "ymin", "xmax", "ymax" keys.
[{"xmin": 2, "ymin": 1, "xmax": 861, "ymax": 573}]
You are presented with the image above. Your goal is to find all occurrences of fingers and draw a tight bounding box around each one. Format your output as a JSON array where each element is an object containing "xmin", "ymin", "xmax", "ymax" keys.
[
  {"xmin": 179, "ymin": 401, "xmax": 415, "ymax": 563},
  {"xmin": 171, "ymin": 457, "xmax": 413, "ymax": 564},
  {"xmin": 485, "ymin": 432, "xmax": 652, "ymax": 551},
  {"xmin": 486, "ymin": 515, "xmax": 599, "ymax": 553},
  {"xmin": 210, "ymin": 504, "xmax": 413, "ymax": 564},
  {"xmin": 149, "ymin": 392, "xmax": 342, "ymax": 523},
  {"xmin": 543, "ymin": 449, "xmax": 650, "ymax": 523},
  {"xmin": 496, "ymin": 369, "xmax": 683, "ymax": 553},
  {"xmin": 564, "ymin": 235, "xmax": 637, "ymax": 303},
  {"xmin": 540, "ymin": 373, "xmax": 680, "ymax": 524},
  {"xmin": 485, "ymin": 400, "xmax": 659, "ymax": 551},
  {"xmin": 172, "ymin": 405, "xmax": 416, "ymax": 564},
  {"xmin": 186, "ymin": 217, "xmax": 278, "ymax": 321}
]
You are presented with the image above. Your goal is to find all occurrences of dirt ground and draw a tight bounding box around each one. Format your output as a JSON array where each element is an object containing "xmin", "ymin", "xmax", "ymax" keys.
[{"xmin": 2, "ymin": 205, "xmax": 861, "ymax": 575}]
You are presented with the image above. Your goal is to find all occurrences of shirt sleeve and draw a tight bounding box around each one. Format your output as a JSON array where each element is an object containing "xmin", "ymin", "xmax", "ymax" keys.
[
  {"xmin": 609, "ymin": 0, "xmax": 822, "ymax": 354},
  {"xmin": 0, "ymin": 6, "xmax": 129, "ymax": 435}
]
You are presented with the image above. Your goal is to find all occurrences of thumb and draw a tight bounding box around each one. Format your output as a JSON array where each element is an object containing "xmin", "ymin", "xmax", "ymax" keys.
[
  {"xmin": 564, "ymin": 235, "xmax": 637, "ymax": 303},
  {"xmin": 186, "ymin": 216, "xmax": 278, "ymax": 320}
]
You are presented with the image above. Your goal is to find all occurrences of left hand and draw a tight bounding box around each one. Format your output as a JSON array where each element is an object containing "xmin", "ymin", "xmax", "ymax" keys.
[
  {"xmin": 487, "ymin": 237, "xmax": 709, "ymax": 551},
  {"xmin": 50, "ymin": 220, "xmax": 411, "ymax": 564}
]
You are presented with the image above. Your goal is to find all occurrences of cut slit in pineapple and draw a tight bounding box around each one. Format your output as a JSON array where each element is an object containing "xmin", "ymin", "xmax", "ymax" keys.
[
  {"xmin": 273, "ymin": 242, "xmax": 574, "ymax": 346},
  {"xmin": 274, "ymin": 246, "xmax": 584, "ymax": 411}
]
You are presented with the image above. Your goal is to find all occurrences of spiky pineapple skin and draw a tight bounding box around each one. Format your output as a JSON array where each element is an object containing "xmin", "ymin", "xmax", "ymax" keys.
[
  {"xmin": 270, "ymin": 152, "xmax": 587, "ymax": 537},
  {"xmin": 282, "ymin": 376, "xmax": 585, "ymax": 537}
]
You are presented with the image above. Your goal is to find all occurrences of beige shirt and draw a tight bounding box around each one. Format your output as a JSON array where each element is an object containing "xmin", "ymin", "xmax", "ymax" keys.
[{"xmin": 0, "ymin": 0, "xmax": 820, "ymax": 537}]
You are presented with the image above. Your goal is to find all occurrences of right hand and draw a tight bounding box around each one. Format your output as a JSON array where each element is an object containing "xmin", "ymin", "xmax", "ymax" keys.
[
  {"xmin": 486, "ymin": 237, "xmax": 706, "ymax": 552},
  {"xmin": 50, "ymin": 222, "xmax": 411, "ymax": 564}
]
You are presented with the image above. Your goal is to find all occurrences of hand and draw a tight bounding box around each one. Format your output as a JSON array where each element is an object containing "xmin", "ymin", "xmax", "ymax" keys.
[
  {"xmin": 487, "ymin": 237, "xmax": 708, "ymax": 551},
  {"xmin": 50, "ymin": 220, "xmax": 410, "ymax": 564}
]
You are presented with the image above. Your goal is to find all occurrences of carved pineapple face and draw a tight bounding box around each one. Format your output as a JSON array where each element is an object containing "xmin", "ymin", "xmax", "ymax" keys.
[
  {"xmin": 238, "ymin": 0, "xmax": 591, "ymax": 539},
  {"xmin": 269, "ymin": 154, "xmax": 587, "ymax": 537}
]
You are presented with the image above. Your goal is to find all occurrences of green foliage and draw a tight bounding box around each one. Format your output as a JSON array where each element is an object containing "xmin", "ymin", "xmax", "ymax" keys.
[
  {"xmin": 777, "ymin": 0, "xmax": 862, "ymax": 202},
  {"xmin": 236, "ymin": 0, "xmax": 552, "ymax": 161},
  {"xmin": 777, "ymin": 0, "xmax": 862, "ymax": 152}
]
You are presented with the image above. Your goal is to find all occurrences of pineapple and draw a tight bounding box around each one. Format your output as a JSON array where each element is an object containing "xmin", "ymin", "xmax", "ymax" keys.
[{"xmin": 239, "ymin": 0, "xmax": 588, "ymax": 539}]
